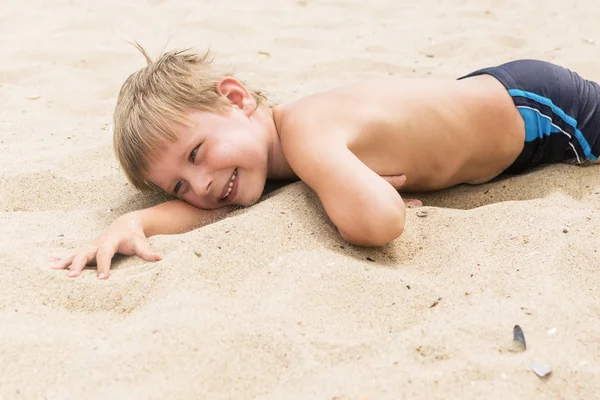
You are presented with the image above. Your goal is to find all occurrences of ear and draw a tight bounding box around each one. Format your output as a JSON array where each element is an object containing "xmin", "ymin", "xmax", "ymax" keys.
[{"xmin": 216, "ymin": 77, "xmax": 257, "ymax": 116}]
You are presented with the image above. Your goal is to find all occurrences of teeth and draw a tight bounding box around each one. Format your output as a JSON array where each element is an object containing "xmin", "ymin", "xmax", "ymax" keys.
[{"xmin": 222, "ymin": 170, "xmax": 237, "ymax": 199}]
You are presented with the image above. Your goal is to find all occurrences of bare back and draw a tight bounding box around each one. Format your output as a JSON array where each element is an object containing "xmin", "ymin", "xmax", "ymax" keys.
[{"xmin": 280, "ymin": 74, "xmax": 526, "ymax": 192}]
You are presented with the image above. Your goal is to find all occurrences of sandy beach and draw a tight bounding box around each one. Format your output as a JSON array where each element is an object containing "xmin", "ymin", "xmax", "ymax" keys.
[{"xmin": 1, "ymin": 0, "xmax": 600, "ymax": 398}]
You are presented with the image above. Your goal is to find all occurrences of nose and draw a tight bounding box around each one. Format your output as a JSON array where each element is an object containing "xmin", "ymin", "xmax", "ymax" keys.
[{"xmin": 189, "ymin": 172, "xmax": 213, "ymax": 198}]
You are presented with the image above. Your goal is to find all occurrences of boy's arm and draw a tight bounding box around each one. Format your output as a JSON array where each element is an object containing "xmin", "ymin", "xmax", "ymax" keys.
[
  {"xmin": 139, "ymin": 199, "xmax": 234, "ymax": 237},
  {"xmin": 286, "ymin": 143, "xmax": 406, "ymax": 247}
]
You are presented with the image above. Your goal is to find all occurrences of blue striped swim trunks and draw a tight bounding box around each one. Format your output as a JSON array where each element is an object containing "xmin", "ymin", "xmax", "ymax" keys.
[{"xmin": 460, "ymin": 59, "xmax": 600, "ymax": 174}]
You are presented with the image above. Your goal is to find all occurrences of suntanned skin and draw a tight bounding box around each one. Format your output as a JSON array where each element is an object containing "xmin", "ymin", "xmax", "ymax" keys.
[
  {"xmin": 283, "ymin": 75, "xmax": 525, "ymax": 191},
  {"xmin": 277, "ymin": 74, "xmax": 525, "ymax": 244},
  {"xmin": 51, "ymin": 71, "xmax": 555, "ymax": 279}
]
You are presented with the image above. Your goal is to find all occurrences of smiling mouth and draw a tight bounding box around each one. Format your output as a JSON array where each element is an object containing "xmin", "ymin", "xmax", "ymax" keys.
[{"xmin": 220, "ymin": 169, "xmax": 238, "ymax": 201}]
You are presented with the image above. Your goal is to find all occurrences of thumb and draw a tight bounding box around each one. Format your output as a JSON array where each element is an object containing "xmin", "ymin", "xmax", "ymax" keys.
[{"xmin": 132, "ymin": 236, "xmax": 162, "ymax": 262}]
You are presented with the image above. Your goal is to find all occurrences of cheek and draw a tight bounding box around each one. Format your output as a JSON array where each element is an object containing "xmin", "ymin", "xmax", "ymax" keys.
[
  {"xmin": 208, "ymin": 137, "xmax": 266, "ymax": 167},
  {"xmin": 205, "ymin": 143, "xmax": 241, "ymax": 166}
]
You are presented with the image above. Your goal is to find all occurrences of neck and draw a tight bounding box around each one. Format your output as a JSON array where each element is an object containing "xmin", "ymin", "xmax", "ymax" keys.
[{"xmin": 257, "ymin": 104, "xmax": 296, "ymax": 180}]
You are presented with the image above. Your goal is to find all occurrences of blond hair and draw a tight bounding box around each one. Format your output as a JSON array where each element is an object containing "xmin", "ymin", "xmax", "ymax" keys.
[{"xmin": 113, "ymin": 44, "xmax": 266, "ymax": 192}]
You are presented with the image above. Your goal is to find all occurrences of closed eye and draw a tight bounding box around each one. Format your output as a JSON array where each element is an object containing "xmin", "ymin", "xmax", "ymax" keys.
[
  {"xmin": 189, "ymin": 144, "xmax": 201, "ymax": 163},
  {"xmin": 173, "ymin": 180, "xmax": 183, "ymax": 195}
]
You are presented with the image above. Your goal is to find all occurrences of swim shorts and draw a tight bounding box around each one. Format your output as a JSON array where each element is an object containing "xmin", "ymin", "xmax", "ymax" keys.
[{"xmin": 460, "ymin": 59, "xmax": 600, "ymax": 174}]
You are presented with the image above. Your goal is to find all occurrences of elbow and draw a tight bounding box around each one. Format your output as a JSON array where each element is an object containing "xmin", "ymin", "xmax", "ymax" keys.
[
  {"xmin": 386, "ymin": 220, "xmax": 405, "ymax": 244},
  {"xmin": 338, "ymin": 208, "xmax": 405, "ymax": 247}
]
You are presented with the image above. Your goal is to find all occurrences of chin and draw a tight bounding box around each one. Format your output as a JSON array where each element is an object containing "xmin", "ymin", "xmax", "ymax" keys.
[
  {"xmin": 238, "ymin": 194, "xmax": 262, "ymax": 207},
  {"xmin": 245, "ymin": 176, "xmax": 268, "ymax": 205}
]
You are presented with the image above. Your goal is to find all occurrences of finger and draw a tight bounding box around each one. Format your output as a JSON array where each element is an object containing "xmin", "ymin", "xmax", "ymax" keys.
[
  {"xmin": 96, "ymin": 244, "xmax": 118, "ymax": 280},
  {"xmin": 68, "ymin": 252, "xmax": 91, "ymax": 278},
  {"xmin": 50, "ymin": 252, "xmax": 76, "ymax": 270},
  {"xmin": 382, "ymin": 174, "xmax": 407, "ymax": 190},
  {"xmin": 131, "ymin": 235, "xmax": 162, "ymax": 262},
  {"xmin": 404, "ymin": 198, "xmax": 423, "ymax": 208}
]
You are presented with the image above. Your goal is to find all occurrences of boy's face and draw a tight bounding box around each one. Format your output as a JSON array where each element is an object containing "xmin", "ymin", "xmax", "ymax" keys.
[{"xmin": 145, "ymin": 105, "xmax": 270, "ymax": 209}]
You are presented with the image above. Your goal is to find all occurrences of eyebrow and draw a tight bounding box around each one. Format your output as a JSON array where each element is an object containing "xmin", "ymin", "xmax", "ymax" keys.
[{"xmin": 179, "ymin": 146, "xmax": 190, "ymax": 163}]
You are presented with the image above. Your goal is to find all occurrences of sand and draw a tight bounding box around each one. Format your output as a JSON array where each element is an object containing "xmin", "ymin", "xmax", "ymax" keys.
[{"xmin": 1, "ymin": 0, "xmax": 600, "ymax": 398}]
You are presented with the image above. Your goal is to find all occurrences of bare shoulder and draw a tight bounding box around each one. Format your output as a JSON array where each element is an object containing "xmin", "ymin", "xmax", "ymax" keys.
[{"xmin": 276, "ymin": 91, "xmax": 350, "ymax": 178}]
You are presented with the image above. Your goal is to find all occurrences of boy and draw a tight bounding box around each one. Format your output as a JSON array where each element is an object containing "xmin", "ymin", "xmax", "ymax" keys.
[{"xmin": 51, "ymin": 47, "xmax": 600, "ymax": 279}]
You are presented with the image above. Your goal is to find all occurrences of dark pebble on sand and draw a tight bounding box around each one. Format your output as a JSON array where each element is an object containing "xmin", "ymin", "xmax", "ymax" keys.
[{"xmin": 512, "ymin": 325, "xmax": 526, "ymax": 352}]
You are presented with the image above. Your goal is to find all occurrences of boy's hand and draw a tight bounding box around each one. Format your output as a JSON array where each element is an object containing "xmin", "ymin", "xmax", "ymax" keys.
[
  {"xmin": 49, "ymin": 200, "xmax": 231, "ymax": 280},
  {"xmin": 381, "ymin": 174, "xmax": 422, "ymax": 207},
  {"xmin": 49, "ymin": 212, "xmax": 161, "ymax": 280}
]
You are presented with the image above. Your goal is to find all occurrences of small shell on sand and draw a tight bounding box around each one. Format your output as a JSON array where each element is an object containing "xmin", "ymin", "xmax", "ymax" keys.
[{"xmin": 531, "ymin": 363, "xmax": 552, "ymax": 378}]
